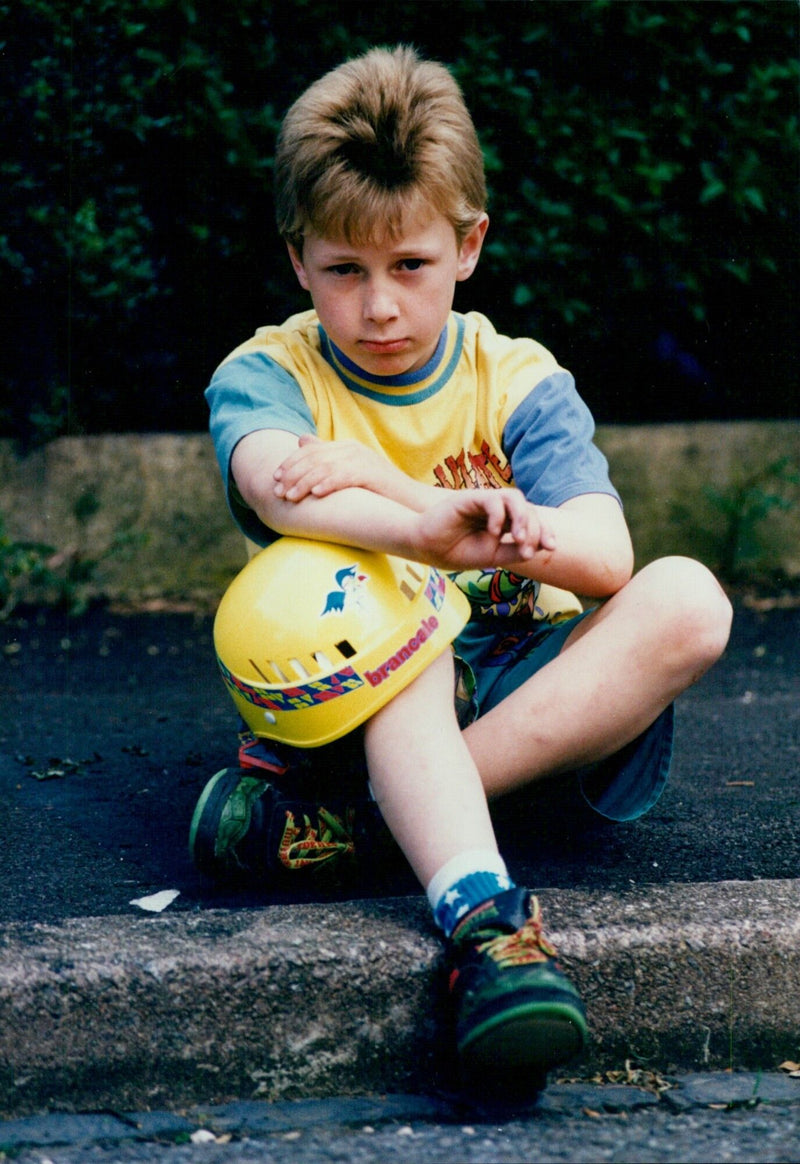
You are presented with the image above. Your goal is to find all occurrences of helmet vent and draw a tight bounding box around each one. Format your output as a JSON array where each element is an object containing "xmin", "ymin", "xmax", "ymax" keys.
[
  {"xmin": 335, "ymin": 639, "xmax": 356, "ymax": 659},
  {"xmin": 250, "ymin": 658, "xmax": 271, "ymax": 682},
  {"xmin": 314, "ymin": 650, "xmax": 334, "ymax": 671},
  {"xmin": 290, "ymin": 657, "xmax": 310, "ymax": 679},
  {"xmin": 400, "ymin": 562, "xmax": 424, "ymax": 602},
  {"xmin": 268, "ymin": 660, "xmax": 290, "ymax": 682}
]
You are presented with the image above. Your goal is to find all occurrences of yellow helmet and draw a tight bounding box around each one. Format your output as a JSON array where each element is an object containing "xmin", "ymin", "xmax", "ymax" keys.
[{"xmin": 214, "ymin": 537, "xmax": 470, "ymax": 747}]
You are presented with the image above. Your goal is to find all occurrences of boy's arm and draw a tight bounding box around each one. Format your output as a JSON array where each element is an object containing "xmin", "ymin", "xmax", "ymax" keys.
[
  {"xmin": 232, "ymin": 429, "xmax": 424, "ymax": 551},
  {"xmin": 273, "ymin": 433, "xmax": 440, "ymax": 512},
  {"xmin": 231, "ymin": 428, "xmax": 553, "ymax": 569},
  {"xmin": 508, "ymin": 493, "xmax": 634, "ymax": 598},
  {"xmin": 263, "ymin": 434, "xmax": 633, "ymax": 598}
]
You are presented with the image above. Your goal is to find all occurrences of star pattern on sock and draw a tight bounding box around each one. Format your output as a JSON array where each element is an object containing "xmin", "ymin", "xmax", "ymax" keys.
[{"xmin": 433, "ymin": 869, "xmax": 517, "ymax": 937}]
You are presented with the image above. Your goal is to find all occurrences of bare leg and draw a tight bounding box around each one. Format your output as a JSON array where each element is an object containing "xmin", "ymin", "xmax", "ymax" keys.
[
  {"xmin": 363, "ymin": 648, "xmax": 498, "ymax": 886},
  {"xmin": 463, "ymin": 556, "xmax": 733, "ymax": 798},
  {"xmin": 364, "ymin": 626, "xmax": 593, "ymax": 1084}
]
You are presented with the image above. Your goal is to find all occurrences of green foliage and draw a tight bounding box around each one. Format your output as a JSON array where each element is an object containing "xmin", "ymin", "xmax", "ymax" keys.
[
  {"xmin": 0, "ymin": 492, "xmax": 147, "ymax": 618},
  {"xmin": 705, "ymin": 456, "xmax": 800, "ymax": 579},
  {"xmin": 456, "ymin": 1, "xmax": 798, "ymax": 349},
  {"xmin": 1, "ymin": 0, "xmax": 797, "ymax": 439},
  {"xmin": 0, "ymin": 516, "xmax": 57, "ymax": 619},
  {"xmin": 1, "ymin": 0, "xmax": 284, "ymax": 442}
]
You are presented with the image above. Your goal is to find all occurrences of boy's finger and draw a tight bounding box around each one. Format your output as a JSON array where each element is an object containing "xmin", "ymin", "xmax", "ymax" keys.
[
  {"xmin": 482, "ymin": 493, "xmax": 509, "ymax": 537},
  {"xmin": 504, "ymin": 494, "xmax": 532, "ymax": 543},
  {"xmin": 274, "ymin": 443, "xmax": 322, "ymax": 482}
]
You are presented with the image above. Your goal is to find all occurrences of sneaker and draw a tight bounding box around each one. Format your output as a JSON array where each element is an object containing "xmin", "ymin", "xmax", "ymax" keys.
[
  {"xmin": 236, "ymin": 729, "xmax": 292, "ymax": 774},
  {"xmin": 446, "ymin": 887, "xmax": 588, "ymax": 1091},
  {"xmin": 189, "ymin": 766, "xmax": 384, "ymax": 884}
]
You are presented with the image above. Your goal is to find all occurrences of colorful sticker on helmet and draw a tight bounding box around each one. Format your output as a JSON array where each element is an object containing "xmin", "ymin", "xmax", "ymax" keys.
[
  {"xmin": 424, "ymin": 568, "xmax": 447, "ymax": 611},
  {"xmin": 218, "ymin": 658, "xmax": 365, "ymax": 711},
  {"xmin": 321, "ymin": 565, "xmax": 368, "ymax": 615}
]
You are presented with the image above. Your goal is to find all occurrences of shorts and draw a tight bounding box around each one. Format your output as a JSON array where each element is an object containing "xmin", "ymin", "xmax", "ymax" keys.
[{"xmin": 454, "ymin": 611, "xmax": 674, "ymax": 823}]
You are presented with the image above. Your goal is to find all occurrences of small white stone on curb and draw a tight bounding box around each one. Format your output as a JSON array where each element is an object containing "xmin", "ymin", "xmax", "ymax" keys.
[
  {"xmin": 129, "ymin": 889, "xmax": 180, "ymax": 912},
  {"xmin": 190, "ymin": 1129, "xmax": 217, "ymax": 1144}
]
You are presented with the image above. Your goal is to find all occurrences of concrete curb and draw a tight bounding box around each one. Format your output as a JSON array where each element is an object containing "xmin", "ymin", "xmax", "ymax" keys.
[{"xmin": 0, "ymin": 879, "xmax": 797, "ymax": 1117}]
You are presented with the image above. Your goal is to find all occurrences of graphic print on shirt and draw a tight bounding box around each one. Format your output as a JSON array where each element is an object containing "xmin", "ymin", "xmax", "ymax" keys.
[
  {"xmin": 432, "ymin": 440, "xmax": 513, "ymax": 490},
  {"xmin": 452, "ymin": 568, "xmax": 542, "ymax": 620}
]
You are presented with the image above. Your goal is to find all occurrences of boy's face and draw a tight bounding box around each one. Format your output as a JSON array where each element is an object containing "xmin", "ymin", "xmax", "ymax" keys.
[{"xmin": 287, "ymin": 210, "xmax": 488, "ymax": 377}]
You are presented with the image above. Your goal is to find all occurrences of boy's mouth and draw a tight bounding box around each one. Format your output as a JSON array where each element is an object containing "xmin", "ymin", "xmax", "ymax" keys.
[{"xmin": 359, "ymin": 338, "xmax": 410, "ymax": 355}]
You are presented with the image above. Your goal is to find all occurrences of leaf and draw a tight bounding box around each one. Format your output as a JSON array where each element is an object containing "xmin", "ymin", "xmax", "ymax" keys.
[
  {"xmin": 31, "ymin": 766, "xmax": 65, "ymax": 781},
  {"xmin": 700, "ymin": 178, "xmax": 726, "ymax": 204},
  {"xmin": 742, "ymin": 187, "xmax": 766, "ymax": 213}
]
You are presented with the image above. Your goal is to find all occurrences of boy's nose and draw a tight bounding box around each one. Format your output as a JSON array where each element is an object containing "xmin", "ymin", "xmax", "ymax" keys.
[{"xmin": 362, "ymin": 280, "xmax": 399, "ymax": 323}]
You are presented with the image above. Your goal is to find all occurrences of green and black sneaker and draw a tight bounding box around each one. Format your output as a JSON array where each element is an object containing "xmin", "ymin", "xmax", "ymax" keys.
[
  {"xmin": 190, "ymin": 766, "xmax": 384, "ymax": 884},
  {"xmin": 446, "ymin": 887, "xmax": 588, "ymax": 1093}
]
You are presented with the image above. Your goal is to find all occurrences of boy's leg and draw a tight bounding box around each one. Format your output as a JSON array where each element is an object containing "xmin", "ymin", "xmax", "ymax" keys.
[
  {"xmin": 363, "ymin": 648, "xmax": 588, "ymax": 1087},
  {"xmin": 463, "ymin": 556, "xmax": 732, "ymax": 798},
  {"xmin": 363, "ymin": 649, "xmax": 497, "ymax": 885}
]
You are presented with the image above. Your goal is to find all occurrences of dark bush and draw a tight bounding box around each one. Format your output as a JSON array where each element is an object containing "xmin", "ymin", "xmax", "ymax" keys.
[{"xmin": 1, "ymin": 0, "xmax": 797, "ymax": 443}]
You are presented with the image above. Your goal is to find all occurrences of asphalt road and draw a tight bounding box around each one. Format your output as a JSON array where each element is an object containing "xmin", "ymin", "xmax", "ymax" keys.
[
  {"xmin": 0, "ymin": 597, "xmax": 798, "ymax": 924},
  {"xmin": 2, "ymin": 1072, "xmax": 800, "ymax": 1163}
]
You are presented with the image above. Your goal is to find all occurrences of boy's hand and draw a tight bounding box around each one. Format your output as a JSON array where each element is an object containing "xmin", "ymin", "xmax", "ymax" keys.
[
  {"xmin": 414, "ymin": 489, "xmax": 555, "ymax": 570},
  {"xmin": 274, "ymin": 434, "xmax": 401, "ymax": 501}
]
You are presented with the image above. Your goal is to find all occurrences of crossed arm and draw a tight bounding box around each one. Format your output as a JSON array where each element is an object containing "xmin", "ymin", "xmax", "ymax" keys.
[{"xmin": 231, "ymin": 429, "xmax": 634, "ymax": 598}]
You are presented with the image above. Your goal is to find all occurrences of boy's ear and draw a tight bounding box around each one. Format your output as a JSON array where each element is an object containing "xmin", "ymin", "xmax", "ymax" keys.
[
  {"xmin": 456, "ymin": 214, "xmax": 489, "ymax": 282},
  {"xmin": 286, "ymin": 242, "xmax": 310, "ymax": 291}
]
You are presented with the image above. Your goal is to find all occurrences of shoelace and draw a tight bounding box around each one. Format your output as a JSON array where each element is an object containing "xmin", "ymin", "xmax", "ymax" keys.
[
  {"xmin": 474, "ymin": 902, "xmax": 559, "ymax": 970},
  {"xmin": 278, "ymin": 807, "xmax": 356, "ymax": 871}
]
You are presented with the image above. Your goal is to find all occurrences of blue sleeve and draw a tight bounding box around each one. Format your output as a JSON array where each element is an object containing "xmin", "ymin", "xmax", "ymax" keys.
[
  {"xmin": 205, "ymin": 351, "xmax": 317, "ymax": 544},
  {"xmin": 502, "ymin": 371, "xmax": 621, "ymax": 508}
]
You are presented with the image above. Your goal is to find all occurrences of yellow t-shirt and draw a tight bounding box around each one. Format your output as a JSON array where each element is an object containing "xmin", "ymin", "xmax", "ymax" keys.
[{"xmin": 208, "ymin": 309, "xmax": 618, "ymax": 621}]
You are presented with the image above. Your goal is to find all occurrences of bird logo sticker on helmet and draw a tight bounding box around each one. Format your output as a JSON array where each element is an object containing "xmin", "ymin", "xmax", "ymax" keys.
[{"xmin": 321, "ymin": 564, "xmax": 368, "ymax": 615}]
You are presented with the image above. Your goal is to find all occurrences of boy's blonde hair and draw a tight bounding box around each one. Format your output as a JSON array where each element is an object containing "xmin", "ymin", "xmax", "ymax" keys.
[{"xmin": 275, "ymin": 45, "xmax": 487, "ymax": 250}]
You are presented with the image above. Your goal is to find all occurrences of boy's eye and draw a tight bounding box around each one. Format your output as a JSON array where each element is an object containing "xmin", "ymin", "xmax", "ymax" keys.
[
  {"xmin": 328, "ymin": 263, "xmax": 359, "ymax": 276},
  {"xmin": 399, "ymin": 258, "xmax": 425, "ymax": 271}
]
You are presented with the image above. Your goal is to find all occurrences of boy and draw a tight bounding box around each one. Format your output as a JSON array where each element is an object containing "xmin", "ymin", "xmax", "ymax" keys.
[{"xmin": 193, "ymin": 46, "xmax": 732, "ymax": 1093}]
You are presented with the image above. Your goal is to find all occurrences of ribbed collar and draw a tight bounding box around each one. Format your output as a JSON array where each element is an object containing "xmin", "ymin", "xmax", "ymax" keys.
[{"xmin": 318, "ymin": 314, "xmax": 465, "ymax": 406}]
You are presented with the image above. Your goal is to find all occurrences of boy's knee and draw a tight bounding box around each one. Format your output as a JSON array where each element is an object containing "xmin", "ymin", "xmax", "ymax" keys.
[{"xmin": 645, "ymin": 555, "xmax": 732, "ymax": 666}]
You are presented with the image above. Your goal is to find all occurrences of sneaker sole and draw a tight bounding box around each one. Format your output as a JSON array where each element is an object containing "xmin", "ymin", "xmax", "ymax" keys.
[{"xmin": 458, "ymin": 998, "xmax": 588, "ymax": 1081}]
